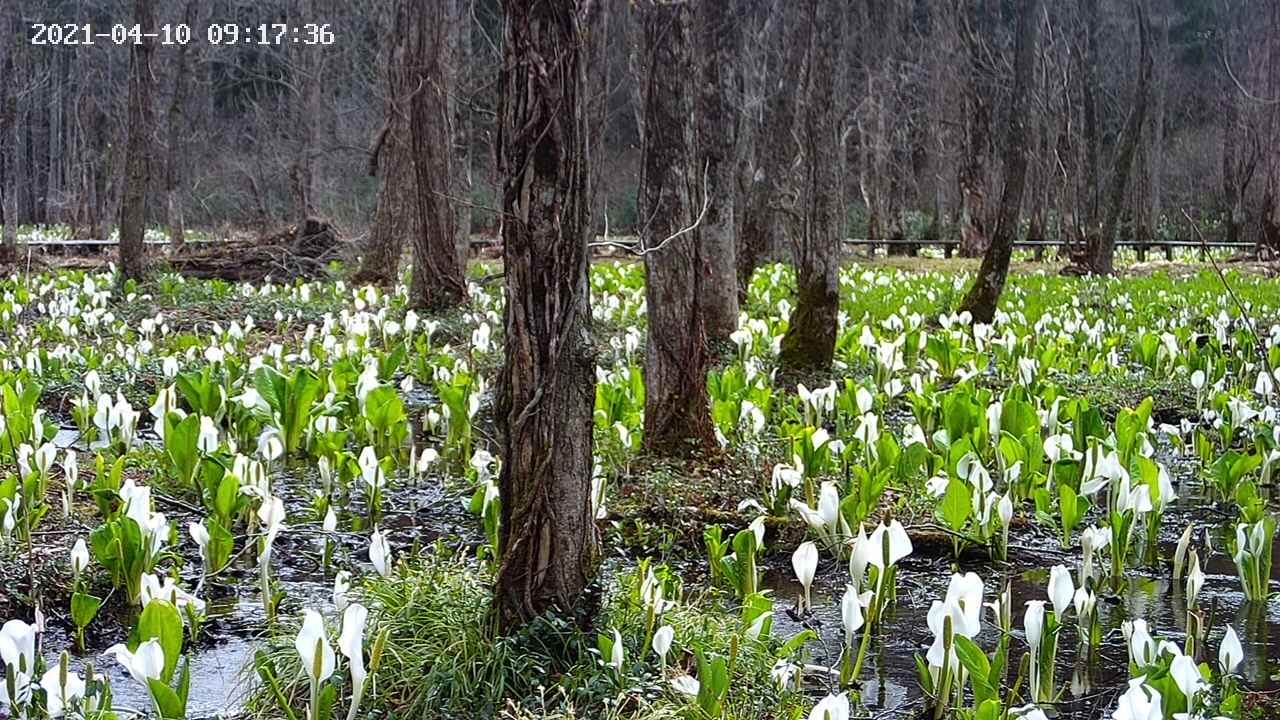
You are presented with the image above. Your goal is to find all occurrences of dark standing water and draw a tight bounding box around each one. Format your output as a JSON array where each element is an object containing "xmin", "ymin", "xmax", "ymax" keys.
[{"xmin": 763, "ymin": 511, "xmax": 1280, "ymax": 718}]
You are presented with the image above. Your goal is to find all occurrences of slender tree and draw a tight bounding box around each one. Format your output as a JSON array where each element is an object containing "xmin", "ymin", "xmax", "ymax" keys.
[
  {"xmin": 959, "ymin": 0, "xmax": 1041, "ymax": 322},
  {"xmin": 493, "ymin": 0, "xmax": 600, "ymax": 631},
  {"xmin": 779, "ymin": 0, "xmax": 841, "ymax": 372},
  {"xmin": 695, "ymin": 0, "xmax": 740, "ymax": 344},
  {"xmin": 119, "ymin": 0, "xmax": 156, "ymax": 282},
  {"xmin": 639, "ymin": 0, "xmax": 715, "ymax": 454},
  {"xmin": 450, "ymin": 0, "xmax": 474, "ymax": 271},
  {"xmin": 0, "ymin": 2, "xmax": 19, "ymax": 257},
  {"xmin": 1086, "ymin": 0, "xmax": 1151, "ymax": 275},
  {"xmin": 164, "ymin": 0, "xmax": 198, "ymax": 253}
]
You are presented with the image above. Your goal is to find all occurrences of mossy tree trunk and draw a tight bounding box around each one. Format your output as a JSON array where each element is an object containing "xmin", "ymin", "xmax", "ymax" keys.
[
  {"xmin": 639, "ymin": 0, "xmax": 716, "ymax": 455},
  {"xmin": 493, "ymin": 0, "xmax": 600, "ymax": 632},
  {"xmin": 960, "ymin": 0, "xmax": 1040, "ymax": 324},
  {"xmin": 779, "ymin": 0, "xmax": 841, "ymax": 373}
]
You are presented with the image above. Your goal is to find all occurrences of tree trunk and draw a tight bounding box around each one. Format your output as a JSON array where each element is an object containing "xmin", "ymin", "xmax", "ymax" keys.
[
  {"xmin": 1087, "ymin": 1, "xmax": 1151, "ymax": 276},
  {"xmin": 451, "ymin": 0, "xmax": 474, "ymax": 272},
  {"xmin": 165, "ymin": 0, "xmax": 197, "ymax": 254},
  {"xmin": 289, "ymin": 0, "xmax": 321, "ymax": 222},
  {"xmin": 779, "ymin": 0, "xmax": 841, "ymax": 373},
  {"xmin": 639, "ymin": 0, "xmax": 716, "ymax": 455},
  {"xmin": 356, "ymin": 122, "xmax": 413, "ymax": 286},
  {"xmin": 960, "ymin": 0, "xmax": 1040, "ymax": 323},
  {"xmin": 407, "ymin": 0, "xmax": 467, "ymax": 310},
  {"xmin": 737, "ymin": 0, "xmax": 804, "ymax": 297},
  {"xmin": 695, "ymin": 0, "xmax": 740, "ymax": 345},
  {"xmin": 355, "ymin": 1, "xmax": 416, "ymax": 286},
  {"xmin": 0, "ymin": 4, "xmax": 18, "ymax": 256},
  {"xmin": 119, "ymin": 0, "xmax": 156, "ymax": 282},
  {"xmin": 494, "ymin": 0, "xmax": 599, "ymax": 632}
]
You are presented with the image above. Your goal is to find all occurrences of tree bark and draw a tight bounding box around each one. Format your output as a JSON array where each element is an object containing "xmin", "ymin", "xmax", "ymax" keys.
[
  {"xmin": 451, "ymin": 0, "xmax": 474, "ymax": 272},
  {"xmin": 639, "ymin": 0, "xmax": 716, "ymax": 455},
  {"xmin": 288, "ymin": 0, "xmax": 321, "ymax": 222},
  {"xmin": 960, "ymin": 0, "xmax": 1041, "ymax": 323},
  {"xmin": 695, "ymin": 0, "xmax": 740, "ymax": 345},
  {"xmin": 494, "ymin": 0, "xmax": 600, "ymax": 632},
  {"xmin": 356, "ymin": 122, "xmax": 413, "ymax": 286},
  {"xmin": 407, "ymin": 0, "xmax": 467, "ymax": 310},
  {"xmin": 1086, "ymin": 0, "xmax": 1151, "ymax": 276},
  {"xmin": 779, "ymin": 0, "xmax": 841, "ymax": 373},
  {"xmin": 165, "ymin": 0, "xmax": 198, "ymax": 254},
  {"xmin": 0, "ymin": 3, "xmax": 19, "ymax": 256},
  {"xmin": 737, "ymin": 0, "xmax": 804, "ymax": 297},
  {"xmin": 119, "ymin": 0, "xmax": 156, "ymax": 282},
  {"xmin": 355, "ymin": 1, "xmax": 415, "ymax": 286}
]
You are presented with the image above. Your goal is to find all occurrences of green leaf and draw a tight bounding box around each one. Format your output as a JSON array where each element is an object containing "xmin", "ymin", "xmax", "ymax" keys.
[
  {"xmin": 316, "ymin": 682, "xmax": 337, "ymax": 720},
  {"xmin": 147, "ymin": 678, "xmax": 186, "ymax": 720},
  {"xmin": 940, "ymin": 477, "xmax": 972, "ymax": 531},
  {"xmin": 138, "ymin": 600, "xmax": 184, "ymax": 684},
  {"xmin": 694, "ymin": 650, "xmax": 728, "ymax": 716},
  {"xmin": 71, "ymin": 592, "xmax": 103, "ymax": 628},
  {"xmin": 205, "ymin": 519, "xmax": 235, "ymax": 574},
  {"xmin": 254, "ymin": 651, "xmax": 300, "ymax": 720},
  {"xmin": 952, "ymin": 636, "xmax": 996, "ymax": 703}
]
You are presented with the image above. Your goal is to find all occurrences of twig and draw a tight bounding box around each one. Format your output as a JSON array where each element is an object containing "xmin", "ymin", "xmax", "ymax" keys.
[
  {"xmin": 1183, "ymin": 208, "xmax": 1276, "ymax": 384},
  {"xmin": 588, "ymin": 161, "xmax": 713, "ymax": 257}
]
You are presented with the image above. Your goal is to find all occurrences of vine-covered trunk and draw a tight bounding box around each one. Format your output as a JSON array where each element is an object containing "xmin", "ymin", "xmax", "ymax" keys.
[
  {"xmin": 640, "ymin": 0, "xmax": 715, "ymax": 455},
  {"xmin": 779, "ymin": 0, "xmax": 841, "ymax": 373},
  {"xmin": 493, "ymin": 0, "xmax": 599, "ymax": 632},
  {"xmin": 119, "ymin": 0, "xmax": 155, "ymax": 282}
]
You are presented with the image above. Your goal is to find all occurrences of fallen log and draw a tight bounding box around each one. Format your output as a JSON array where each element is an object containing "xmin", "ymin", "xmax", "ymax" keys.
[{"xmin": 166, "ymin": 217, "xmax": 350, "ymax": 282}]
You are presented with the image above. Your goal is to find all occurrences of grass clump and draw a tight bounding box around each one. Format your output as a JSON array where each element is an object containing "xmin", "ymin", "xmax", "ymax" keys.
[{"xmin": 246, "ymin": 549, "xmax": 809, "ymax": 720}]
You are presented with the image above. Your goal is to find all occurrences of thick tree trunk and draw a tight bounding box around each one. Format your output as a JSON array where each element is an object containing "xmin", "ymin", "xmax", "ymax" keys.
[
  {"xmin": 356, "ymin": 123, "xmax": 413, "ymax": 286},
  {"xmin": 779, "ymin": 0, "xmax": 841, "ymax": 373},
  {"xmin": 960, "ymin": 0, "xmax": 1040, "ymax": 323},
  {"xmin": 640, "ymin": 0, "xmax": 716, "ymax": 455},
  {"xmin": 1087, "ymin": 1, "xmax": 1152, "ymax": 276},
  {"xmin": 119, "ymin": 0, "xmax": 155, "ymax": 282},
  {"xmin": 494, "ymin": 0, "xmax": 599, "ymax": 632},
  {"xmin": 164, "ymin": 1, "xmax": 197, "ymax": 253},
  {"xmin": 355, "ymin": 1, "xmax": 415, "ymax": 286},
  {"xmin": 695, "ymin": 0, "xmax": 740, "ymax": 345},
  {"xmin": 407, "ymin": 0, "xmax": 467, "ymax": 310}
]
